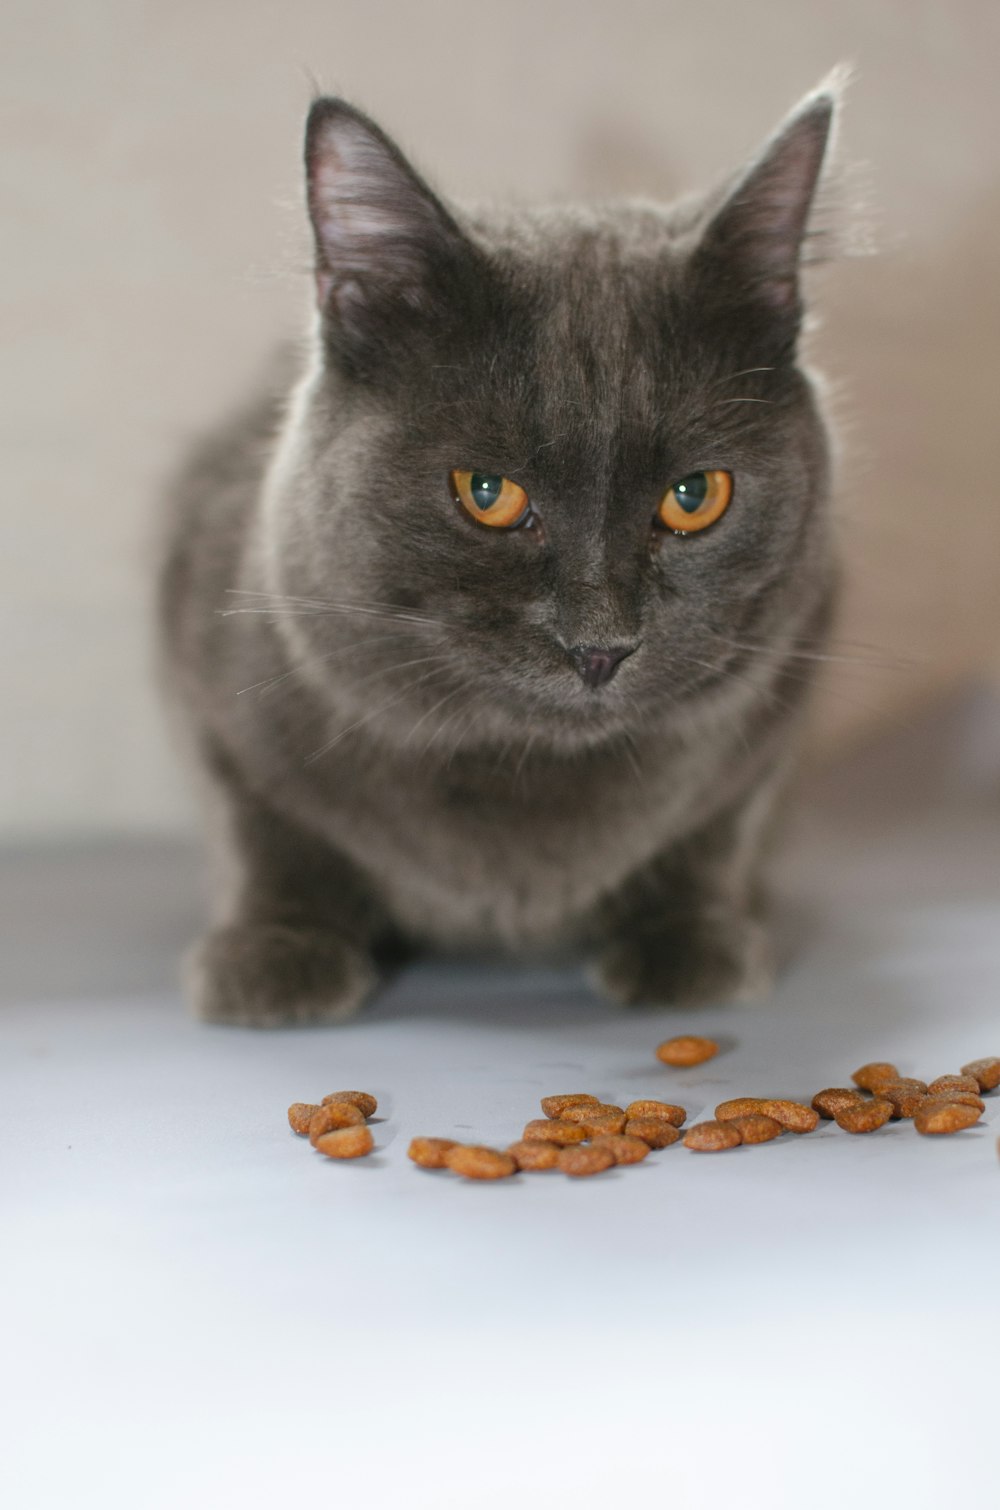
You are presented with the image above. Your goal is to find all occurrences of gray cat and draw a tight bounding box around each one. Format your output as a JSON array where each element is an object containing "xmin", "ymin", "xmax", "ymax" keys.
[{"xmin": 159, "ymin": 80, "xmax": 841, "ymax": 1026}]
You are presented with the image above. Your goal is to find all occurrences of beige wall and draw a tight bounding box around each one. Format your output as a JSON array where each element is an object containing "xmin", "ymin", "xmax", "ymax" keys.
[{"xmin": 4, "ymin": 0, "xmax": 999, "ymax": 841}]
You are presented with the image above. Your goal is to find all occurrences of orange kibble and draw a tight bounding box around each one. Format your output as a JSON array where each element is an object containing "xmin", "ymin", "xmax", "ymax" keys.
[
  {"xmin": 927, "ymin": 1075, "xmax": 981, "ymax": 1097},
  {"xmin": 656, "ymin": 1035, "xmax": 718, "ymax": 1068},
  {"xmin": 834, "ymin": 1098, "xmax": 893, "ymax": 1134},
  {"xmin": 919, "ymin": 1092, "xmax": 985, "ymax": 1114},
  {"xmin": 522, "ymin": 1118, "xmax": 587, "ymax": 1145},
  {"xmin": 623, "ymin": 1117, "xmax": 681, "ymax": 1148},
  {"xmin": 683, "ymin": 1120, "xmax": 741, "ymax": 1152},
  {"xmin": 851, "ymin": 1062, "xmax": 900, "ymax": 1093},
  {"xmin": 407, "ymin": 1136, "xmax": 457, "ymax": 1169},
  {"xmin": 540, "ymin": 1093, "xmax": 600, "ymax": 1119},
  {"xmin": 314, "ymin": 1125, "xmax": 374, "ymax": 1159},
  {"xmin": 879, "ymin": 1080, "xmax": 929, "ymax": 1119},
  {"xmin": 287, "ymin": 1102, "xmax": 320, "ymax": 1135},
  {"xmin": 811, "ymin": 1088, "xmax": 864, "ymax": 1119},
  {"xmin": 444, "ymin": 1145, "xmax": 517, "ymax": 1180},
  {"xmin": 557, "ymin": 1144, "xmax": 616, "ymax": 1177},
  {"xmin": 715, "ymin": 1098, "xmax": 766, "ymax": 1122},
  {"xmin": 914, "ymin": 1101, "xmax": 982, "ymax": 1136},
  {"xmin": 624, "ymin": 1100, "xmax": 686, "ymax": 1126},
  {"xmin": 308, "ymin": 1101, "xmax": 366, "ymax": 1143},
  {"xmin": 590, "ymin": 1133, "xmax": 651, "ymax": 1165},
  {"xmin": 960, "ymin": 1057, "xmax": 1000, "ymax": 1093},
  {"xmin": 560, "ymin": 1101, "xmax": 625, "ymax": 1124},
  {"xmin": 757, "ymin": 1100, "xmax": 819, "ymax": 1134},
  {"xmin": 576, "ymin": 1109, "xmax": 628, "ymax": 1137},
  {"xmin": 728, "ymin": 1114, "xmax": 784, "ymax": 1144},
  {"xmin": 508, "ymin": 1139, "xmax": 561, "ymax": 1171},
  {"xmin": 322, "ymin": 1090, "xmax": 377, "ymax": 1119}
]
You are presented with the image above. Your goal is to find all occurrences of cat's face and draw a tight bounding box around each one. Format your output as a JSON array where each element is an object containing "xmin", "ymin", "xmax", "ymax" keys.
[{"xmin": 281, "ymin": 94, "xmax": 836, "ymax": 753}]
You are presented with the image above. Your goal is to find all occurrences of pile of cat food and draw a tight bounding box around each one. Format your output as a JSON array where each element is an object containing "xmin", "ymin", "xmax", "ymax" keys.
[
  {"xmin": 284, "ymin": 1045, "xmax": 999, "ymax": 1178},
  {"xmin": 404, "ymin": 1044, "xmax": 1000, "ymax": 1181},
  {"xmin": 287, "ymin": 1090, "xmax": 378, "ymax": 1158}
]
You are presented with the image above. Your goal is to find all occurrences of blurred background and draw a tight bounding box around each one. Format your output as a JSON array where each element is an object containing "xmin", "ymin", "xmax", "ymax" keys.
[{"xmin": 4, "ymin": 0, "xmax": 999, "ymax": 845}]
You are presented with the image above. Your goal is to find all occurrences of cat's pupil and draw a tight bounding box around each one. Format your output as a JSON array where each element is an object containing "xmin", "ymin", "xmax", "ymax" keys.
[
  {"xmin": 675, "ymin": 473, "xmax": 709, "ymax": 513},
  {"xmin": 470, "ymin": 473, "xmax": 503, "ymax": 510}
]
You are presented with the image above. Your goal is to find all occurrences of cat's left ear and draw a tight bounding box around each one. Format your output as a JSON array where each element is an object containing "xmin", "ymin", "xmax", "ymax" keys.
[
  {"xmin": 689, "ymin": 71, "xmax": 844, "ymax": 327},
  {"xmin": 304, "ymin": 97, "xmax": 473, "ymax": 356}
]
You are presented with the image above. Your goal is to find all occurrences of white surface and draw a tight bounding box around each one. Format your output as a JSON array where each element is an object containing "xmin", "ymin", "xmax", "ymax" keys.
[{"xmin": 3, "ymin": 697, "xmax": 1000, "ymax": 1508}]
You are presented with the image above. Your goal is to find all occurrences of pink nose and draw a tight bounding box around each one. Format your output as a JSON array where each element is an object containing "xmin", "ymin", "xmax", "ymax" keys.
[{"xmin": 568, "ymin": 643, "xmax": 638, "ymax": 688}]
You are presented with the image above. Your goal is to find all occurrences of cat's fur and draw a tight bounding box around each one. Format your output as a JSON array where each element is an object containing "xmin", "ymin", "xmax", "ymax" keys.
[{"xmin": 159, "ymin": 82, "xmax": 841, "ymax": 1026}]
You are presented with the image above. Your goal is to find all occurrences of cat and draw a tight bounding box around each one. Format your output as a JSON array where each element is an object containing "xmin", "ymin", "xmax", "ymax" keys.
[{"xmin": 158, "ymin": 77, "xmax": 842, "ymax": 1027}]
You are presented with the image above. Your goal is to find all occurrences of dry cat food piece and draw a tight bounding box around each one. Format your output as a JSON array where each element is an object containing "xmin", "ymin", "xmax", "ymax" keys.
[
  {"xmin": 287, "ymin": 1102, "xmax": 321, "ymax": 1135},
  {"xmin": 308, "ymin": 1101, "xmax": 366, "ymax": 1143},
  {"xmin": 540, "ymin": 1093, "xmax": 600, "ymax": 1119},
  {"xmin": 833, "ymin": 1098, "xmax": 893, "ymax": 1134},
  {"xmin": 919, "ymin": 1091, "xmax": 985, "ymax": 1113},
  {"xmin": 591, "ymin": 1133, "xmax": 651, "ymax": 1165},
  {"xmin": 508, "ymin": 1139, "xmax": 561, "ymax": 1171},
  {"xmin": 758, "ymin": 1099, "xmax": 820, "ymax": 1134},
  {"xmin": 716, "ymin": 1097, "xmax": 765, "ymax": 1122},
  {"xmin": 879, "ymin": 1080, "xmax": 929, "ymax": 1119},
  {"xmin": 522, "ymin": 1117, "xmax": 587, "ymax": 1145},
  {"xmin": 624, "ymin": 1100, "xmax": 687, "ymax": 1126},
  {"xmin": 914, "ymin": 1101, "xmax": 982, "ymax": 1136},
  {"xmin": 444, "ymin": 1145, "xmax": 517, "ymax": 1180},
  {"xmin": 407, "ymin": 1136, "xmax": 457, "ymax": 1169},
  {"xmin": 811, "ymin": 1088, "xmax": 864, "ymax": 1120},
  {"xmin": 851, "ymin": 1062, "xmax": 900, "ymax": 1093},
  {"xmin": 322, "ymin": 1090, "xmax": 378, "ymax": 1119},
  {"xmin": 561, "ymin": 1100, "xmax": 625, "ymax": 1124},
  {"xmin": 624, "ymin": 1117, "xmax": 681, "ymax": 1148},
  {"xmin": 961, "ymin": 1057, "xmax": 1000, "ymax": 1093},
  {"xmin": 656, "ymin": 1035, "xmax": 719, "ymax": 1067},
  {"xmin": 558, "ymin": 1144, "xmax": 616, "ymax": 1177},
  {"xmin": 728, "ymin": 1113, "xmax": 784, "ymax": 1144},
  {"xmin": 683, "ymin": 1120, "xmax": 742, "ymax": 1152},
  {"xmin": 578, "ymin": 1109, "xmax": 628, "ymax": 1137},
  {"xmin": 927, "ymin": 1075, "xmax": 981, "ymax": 1097},
  {"xmin": 314, "ymin": 1125, "xmax": 374, "ymax": 1159}
]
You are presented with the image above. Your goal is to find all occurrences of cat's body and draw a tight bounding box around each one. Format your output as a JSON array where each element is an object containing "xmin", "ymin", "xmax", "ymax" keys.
[{"xmin": 159, "ymin": 87, "xmax": 840, "ymax": 1025}]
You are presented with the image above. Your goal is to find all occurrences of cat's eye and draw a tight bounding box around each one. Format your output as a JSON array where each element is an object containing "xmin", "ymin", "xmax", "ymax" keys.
[
  {"xmin": 450, "ymin": 470, "xmax": 531, "ymax": 529},
  {"xmin": 656, "ymin": 470, "xmax": 733, "ymax": 534}
]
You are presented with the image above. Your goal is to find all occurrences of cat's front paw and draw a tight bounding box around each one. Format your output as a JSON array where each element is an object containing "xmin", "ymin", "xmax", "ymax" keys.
[
  {"xmin": 186, "ymin": 923, "xmax": 378, "ymax": 1028},
  {"xmin": 592, "ymin": 914, "xmax": 774, "ymax": 1009}
]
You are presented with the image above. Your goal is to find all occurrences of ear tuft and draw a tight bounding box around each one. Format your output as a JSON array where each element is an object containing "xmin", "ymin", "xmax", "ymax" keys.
[{"xmin": 304, "ymin": 98, "xmax": 466, "ymax": 334}]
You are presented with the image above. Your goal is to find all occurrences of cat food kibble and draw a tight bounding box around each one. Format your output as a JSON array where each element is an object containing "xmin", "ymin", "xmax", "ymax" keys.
[
  {"xmin": 590, "ymin": 1133, "xmax": 651, "ymax": 1165},
  {"xmin": 656, "ymin": 1035, "xmax": 719, "ymax": 1067},
  {"xmin": 522, "ymin": 1117, "xmax": 587, "ymax": 1145},
  {"xmin": 851, "ymin": 1062, "xmax": 900, "ymax": 1093},
  {"xmin": 407, "ymin": 1136, "xmax": 458, "ymax": 1169},
  {"xmin": 716, "ymin": 1097, "xmax": 766, "ymax": 1121},
  {"xmin": 508, "ymin": 1139, "xmax": 561, "ymax": 1171},
  {"xmin": 444, "ymin": 1145, "xmax": 517, "ymax": 1180},
  {"xmin": 919, "ymin": 1091, "xmax": 985, "ymax": 1113},
  {"xmin": 728, "ymin": 1113, "xmax": 784, "ymax": 1144},
  {"xmin": 684, "ymin": 1120, "xmax": 742, "ymax": 1151},
  {"xmin": 833, "ymin": 1098, "xmax": 893, "ymax": 1133},
  {"xmin": 308, "ymin": 1101, "xmax": 366, "ymax": 1143},
  {"xmin": 624, "ymin": 1100, "xmax": 687, "ymax": 1126},
  {"xmin": 811, "ymin": 1088, "xmax": 864, "ymax": 1119},
  {"xmin": 314, "ymin": 1125, "xmax": 374, "ymax": 1159},
  {"xmin": 960, "ymin": 1057, "xmax": 1000, "ymax": 1093},
  {"xmin": 577, "ymin": 1109, "xmax": 628, "ymax": 1137},
  {"xmin": 927, "ymin": 1075, "xmax": 981, "ymax": 1097},
  {"xmin": 758, "ymin": 1099, "xmax": 820, "ymax": 1134},
  {"xmin": 288, "ymin": 1102, "xmax": 321, "ymax": 1135},
  {"xmin": 624, "ymin": 1117, "xmax": 681, "ymax": 1148},
  {"xmin": 322, "ymin": 1090, "xmax": 378, "ymax": 1119},
  {"xmin": 914, "ymin": 1101, "xmax": 983, "ymax": 1136},
  {"xmin": 879, "ymin": 1079, "xmax": 929, "ymax": 1119},
  {"xmin": 558, "ymin": 1144, "xmax": 616, "ymax": 1177},
  {"xmin": 540, "ymin": 1093, "xmax": 600, "ymax": 1119},
  {"xmin": 560, "ymin": 1101, "xmax": 625, "ymax": 1124}
]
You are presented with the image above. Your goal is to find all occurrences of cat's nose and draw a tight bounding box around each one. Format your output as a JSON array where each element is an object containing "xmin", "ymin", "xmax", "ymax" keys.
[{"xmin": 567, "ymin": 642, "xmax": 639, "ymax": 688}]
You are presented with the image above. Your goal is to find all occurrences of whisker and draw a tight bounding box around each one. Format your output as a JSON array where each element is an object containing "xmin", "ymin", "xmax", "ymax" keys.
[{"xmin": 303, "ymin": 665, "xmax": 450, "ymax": 765}]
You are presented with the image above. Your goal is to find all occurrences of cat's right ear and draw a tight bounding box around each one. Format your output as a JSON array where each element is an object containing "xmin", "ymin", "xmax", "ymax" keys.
[{"xmin": 304, "ymin": 98, "xmax": 472, "ymax": 363}]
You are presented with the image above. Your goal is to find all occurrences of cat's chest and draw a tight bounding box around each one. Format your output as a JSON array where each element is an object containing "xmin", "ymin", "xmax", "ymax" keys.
[{"xmin": 311, "ymin": 738, "xmax": 722, "ymax": 950}]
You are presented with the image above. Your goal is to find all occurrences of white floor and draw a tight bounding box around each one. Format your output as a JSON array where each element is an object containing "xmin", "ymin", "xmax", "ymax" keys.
[{"xmin": 3, "ymin": 692, "xmax": 999, "ymax": 1510}]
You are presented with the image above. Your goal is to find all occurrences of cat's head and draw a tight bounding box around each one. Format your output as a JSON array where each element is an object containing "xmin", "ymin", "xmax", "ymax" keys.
[{"xmin": 277, "ymin": 82, "xmax": 841, "ymax": 755}]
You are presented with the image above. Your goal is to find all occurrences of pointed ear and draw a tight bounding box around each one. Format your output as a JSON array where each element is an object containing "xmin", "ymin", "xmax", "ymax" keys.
[
  {"xmin": 690, "ymin": 77, "xmax": 841, "ymax": 327},
  {"xmin": 304, "ymin": 98, "xmax": 471, "ymax": 350}
]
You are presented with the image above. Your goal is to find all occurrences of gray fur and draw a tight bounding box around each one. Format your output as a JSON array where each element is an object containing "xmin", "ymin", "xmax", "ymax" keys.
[{"xmin": 158, "ymin": 86, "xmax": 841, "ymax": 1026}]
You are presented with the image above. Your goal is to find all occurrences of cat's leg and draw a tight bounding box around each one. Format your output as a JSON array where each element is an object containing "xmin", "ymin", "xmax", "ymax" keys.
[
  {"xmin": 186, "ymin": 756, "xmax": 394, "ymax": 1028},
  {"xmin": 589, "ymin": 772, "xmax": 787, "ymax": 1009}
]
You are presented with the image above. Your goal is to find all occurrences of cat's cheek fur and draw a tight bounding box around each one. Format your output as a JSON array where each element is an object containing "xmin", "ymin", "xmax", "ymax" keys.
[{"xmin": 186, "ymin": 923, "xmax": 378, "ymax": 1028}]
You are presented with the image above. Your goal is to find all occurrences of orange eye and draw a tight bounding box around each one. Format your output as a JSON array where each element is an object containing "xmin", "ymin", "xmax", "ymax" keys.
[
  {"xmin": 450, "ymin": 470, "xmax": 531, "ymax": 529},
  {"xmin": 656, "ymin": 470, "xmax": 733, "ymax": 534}
]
